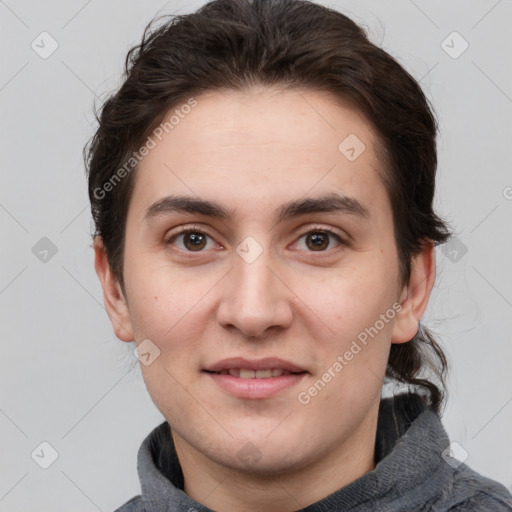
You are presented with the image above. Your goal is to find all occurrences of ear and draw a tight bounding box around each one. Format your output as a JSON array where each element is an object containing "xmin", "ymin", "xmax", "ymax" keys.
[
  {"xmin": 93, "ymin": 236, "xmax": 134, "ymax": 342},
  {"xmin": 391, "ymin": 241, "xmax": 435, "ymax": 344}
]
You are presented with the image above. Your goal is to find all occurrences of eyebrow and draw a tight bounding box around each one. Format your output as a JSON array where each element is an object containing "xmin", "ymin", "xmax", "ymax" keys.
[{"xmin": 144, "ymin": 192, "xmax": 370, "ymax": 223}]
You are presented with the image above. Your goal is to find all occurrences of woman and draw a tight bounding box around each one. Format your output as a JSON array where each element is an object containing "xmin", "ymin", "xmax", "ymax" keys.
[{"xmin": 85, "ymin": 0, "xmax": 512, "ymax": 510}]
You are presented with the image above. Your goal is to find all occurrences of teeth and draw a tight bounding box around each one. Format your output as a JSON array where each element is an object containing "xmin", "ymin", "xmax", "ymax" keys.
[{"xmin": 223, "ymin": 368, "xmax": 290, "ymax": 379}]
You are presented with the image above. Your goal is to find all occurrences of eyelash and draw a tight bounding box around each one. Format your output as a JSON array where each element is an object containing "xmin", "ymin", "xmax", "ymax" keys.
[{"xmin": 165, "ymin": 224, "xmax": 347, "ymax": 257}]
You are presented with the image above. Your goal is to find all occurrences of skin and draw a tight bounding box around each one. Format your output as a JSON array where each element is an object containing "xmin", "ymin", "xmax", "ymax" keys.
[{"xmin": 94, "ymin": 86, "xmax": 435, "ymax": 512}]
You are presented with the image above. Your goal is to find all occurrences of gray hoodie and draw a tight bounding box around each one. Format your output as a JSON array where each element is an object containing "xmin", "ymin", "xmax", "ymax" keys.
[{"xmin": 114, "ymin": 394, "xmax": 512, "ymax": 511}]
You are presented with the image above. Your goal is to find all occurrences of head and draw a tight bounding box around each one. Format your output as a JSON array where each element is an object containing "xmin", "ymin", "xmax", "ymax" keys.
[{"xmin": 86, "ymin": 0, "xmax": 450, "ymax": 480}]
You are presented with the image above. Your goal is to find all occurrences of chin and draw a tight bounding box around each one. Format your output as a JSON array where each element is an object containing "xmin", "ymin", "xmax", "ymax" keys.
[
  {"xmin": 227, "ymin": 428, "xmax": 317, "ymax": 474},
  {"xmin": 217, "ymin": 444, "xmax": 311, "ymax": 477}
]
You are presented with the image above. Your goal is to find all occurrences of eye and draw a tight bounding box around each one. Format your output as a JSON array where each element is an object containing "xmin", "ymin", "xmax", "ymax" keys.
[
  {"xmin": 165, "ymin": 225, "xmax": 347, "ymax": 255},
  {"xmin": 166, "ymin": 227, "xmax": 218, "ymax": 252},
  {"xmin": 294, "ymin": 228, "xmax": 345, "ymax": 252}
]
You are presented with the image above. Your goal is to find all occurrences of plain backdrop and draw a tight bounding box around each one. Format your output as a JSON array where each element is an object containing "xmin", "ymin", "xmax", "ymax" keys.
[{"xmin": 1, "ymin": 0, "xmax": 511, "ymax": 510}]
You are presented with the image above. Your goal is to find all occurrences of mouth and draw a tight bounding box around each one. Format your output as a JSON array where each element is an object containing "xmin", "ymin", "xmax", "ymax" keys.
[
  {"xmin": 204, "ymin": 368, "xmax": 306, "ymax": 379},
  {"xmin": 203, "ymin": 356, "xmax": 307, "ymax": 376},
  {"xmin": 203, "ymin": 357, "xmax": 308, "ymax": 398}
]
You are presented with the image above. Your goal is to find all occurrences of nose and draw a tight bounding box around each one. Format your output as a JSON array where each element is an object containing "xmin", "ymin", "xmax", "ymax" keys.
[{"xmin": 216, "ymin": 244, "xmax": 293, "ymax": 338}]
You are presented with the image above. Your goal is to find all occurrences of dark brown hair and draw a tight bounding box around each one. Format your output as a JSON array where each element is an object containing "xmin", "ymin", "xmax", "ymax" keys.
[{"xmin": 85, "ymin": 0, "xmax": 451, "ymax": 413}]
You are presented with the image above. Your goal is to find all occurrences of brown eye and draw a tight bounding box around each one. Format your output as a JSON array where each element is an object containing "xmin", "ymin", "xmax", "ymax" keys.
[
  {"xmin": 182, "ymin": 232, "xmax": 207, "ymax": 251},
  {"xmin": 306, "ymin": 232, "xmax": 330, "ymax": 251},
  {"xmin": 167, "ymin": 229, "xmax": 215, "ymax": 252},
  {"xmin": 295, "ymin": 229, "xmax": 345, "ymax": 253}
]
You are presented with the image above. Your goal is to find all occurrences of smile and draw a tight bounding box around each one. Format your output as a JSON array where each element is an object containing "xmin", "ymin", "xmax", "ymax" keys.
[{"xmin": 211, "ymin": 368, "xmax": 301, "ymax": 378}]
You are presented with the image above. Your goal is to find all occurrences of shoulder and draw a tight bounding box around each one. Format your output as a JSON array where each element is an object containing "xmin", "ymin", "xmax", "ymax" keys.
[
  {"xmin": 113, "ymin": 495, "xmax": 145, "ymax": 512},
  {"xmin": 446, "ymin": 490, "xmax": 512, "ymax": 511},
  {"xmin": 430, "ymin": 462, "xmax": 512, "ymax": 511}
]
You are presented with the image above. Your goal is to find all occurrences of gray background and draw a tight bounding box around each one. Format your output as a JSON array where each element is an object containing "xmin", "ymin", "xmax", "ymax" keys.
[{"xmin": 1, "ymin": 0, "xmax": 511, "ymax": 510}]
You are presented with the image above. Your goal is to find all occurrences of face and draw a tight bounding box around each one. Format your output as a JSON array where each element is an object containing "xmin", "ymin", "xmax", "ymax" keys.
[{"xmin": 98, "ymin": 86, "xmax": 427, "ymax": 476}]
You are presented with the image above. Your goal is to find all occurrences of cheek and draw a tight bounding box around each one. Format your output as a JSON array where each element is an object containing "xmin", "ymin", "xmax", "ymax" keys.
[
  {"xmin": 302, "ymin": 276, "xmax": 396, "ymax": 407},
  {"xmin": 297, "ymin": 261, "xmax": 398, "ymax": 339},
  {"xmin": 128, "ymin": 285, "xmax": 206, "ymax": 348},
  {"xmin": 123, "ymin": 245, "xmax": 204, "ymax": 339},
  {"xmin": 292, "ymin": 267, "xmax": 399, "ymax": 401}
]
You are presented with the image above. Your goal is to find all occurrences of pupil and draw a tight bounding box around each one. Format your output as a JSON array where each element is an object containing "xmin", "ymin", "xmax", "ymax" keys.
[
  {"xmin": 187, "ymin": 233, "xmax": 205, "ymax": 250},
  {"xmin": 309, "ymin": 233, "xmax": 327, "ymax": 250}
]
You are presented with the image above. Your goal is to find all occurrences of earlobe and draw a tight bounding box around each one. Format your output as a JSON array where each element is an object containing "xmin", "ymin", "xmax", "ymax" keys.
[
  {"xmin": 93, "ymin": 236, "xmax": 135, "ymax": 342},
  {"xmin": 391, "ymin": 241, "xmax": 436, "ymax": 344}
]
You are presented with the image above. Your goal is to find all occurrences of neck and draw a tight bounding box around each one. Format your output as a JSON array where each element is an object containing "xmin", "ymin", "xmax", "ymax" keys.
[{"xmin": 172, "ymin": 405, "xmax": 379, "ymax": 512}]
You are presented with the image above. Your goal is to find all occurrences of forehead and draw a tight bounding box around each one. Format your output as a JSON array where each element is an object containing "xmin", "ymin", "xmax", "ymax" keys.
[{"xmin": 129, "ymin": 87, "xmax": 390, "ymax": 223}]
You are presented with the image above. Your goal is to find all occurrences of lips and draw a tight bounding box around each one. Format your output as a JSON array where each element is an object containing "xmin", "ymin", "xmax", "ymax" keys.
[
  {"xmin": 217, "ymin": 368, "xmax": 293, "ymax": 379},
  {"xmin": 204, "ymin": 357, "xmax": 308, "ymax": 398},
  {"xmin": 203, "ymin": 357, "xmax": 307, "ymax": 379}
]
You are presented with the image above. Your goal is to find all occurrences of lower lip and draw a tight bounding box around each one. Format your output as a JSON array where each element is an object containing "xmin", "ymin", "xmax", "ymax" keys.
[{"xmin": 204, "ymin": 371, "xmax": 307, "ymax": 399}]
